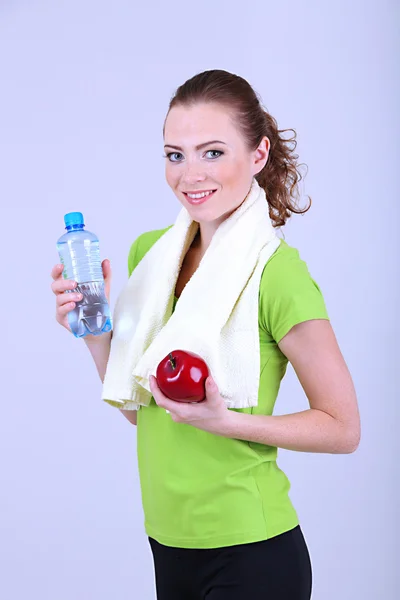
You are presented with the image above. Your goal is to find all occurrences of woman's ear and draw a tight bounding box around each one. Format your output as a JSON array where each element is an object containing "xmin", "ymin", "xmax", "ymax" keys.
[{"xmin": 252, "ymin": 136, "xmax": 270, "ymax": 175}]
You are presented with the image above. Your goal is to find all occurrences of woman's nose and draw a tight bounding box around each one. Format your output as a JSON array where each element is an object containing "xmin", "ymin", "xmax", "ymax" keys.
[{"xmin": 180, "ymin": 164, "xmax": 207, "ymax": 185}]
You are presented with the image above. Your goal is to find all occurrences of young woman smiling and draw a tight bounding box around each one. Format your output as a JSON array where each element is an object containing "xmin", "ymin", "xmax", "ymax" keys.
[{"xmin": 51, "ymin": 69, "xmax": 360, "ymax": 600}]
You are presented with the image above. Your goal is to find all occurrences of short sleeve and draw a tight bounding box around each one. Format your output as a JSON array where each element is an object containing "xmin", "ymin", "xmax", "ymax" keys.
[
  {"xmin": 127, "ymin": 226, "xmax": 173, "ymax": 278},
  {"xmin": 259, "ymin": 241, "xmax": 329, "ymax": 343},
  {"xmin": 127, "ymin": 236, "xmax": 141, "ymax": 277}
]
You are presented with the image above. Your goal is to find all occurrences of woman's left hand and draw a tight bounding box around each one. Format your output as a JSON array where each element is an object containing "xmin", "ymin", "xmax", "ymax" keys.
[{"xmin": 149, "ymin": 374, "xmax": 231, "ymax": 435}]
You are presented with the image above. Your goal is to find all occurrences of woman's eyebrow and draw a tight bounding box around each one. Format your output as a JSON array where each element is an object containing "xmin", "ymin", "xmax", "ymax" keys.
[{"xmin": 164, "ymin": 140, "xmax": 227, "ymax": 151}]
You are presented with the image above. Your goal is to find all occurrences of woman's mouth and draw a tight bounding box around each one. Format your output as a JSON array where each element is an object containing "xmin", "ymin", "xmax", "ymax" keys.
[{"xmin": 183, "ymin": 189, "xmax": 217, "ymax": 205}]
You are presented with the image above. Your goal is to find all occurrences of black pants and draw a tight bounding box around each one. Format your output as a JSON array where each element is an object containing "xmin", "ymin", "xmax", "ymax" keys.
[{"xmin": 148, "ymin": 525, "xmax": 312, "ymax": 600}]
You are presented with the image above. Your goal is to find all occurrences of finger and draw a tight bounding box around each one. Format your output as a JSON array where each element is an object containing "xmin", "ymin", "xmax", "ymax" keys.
[
  {"xmin": 150, "ymin": 376, "xmax": 196, "ymax": 416},
  {"xmin": 56, "ymin": 291, "xmax": 82, "ymax": 307},
  {"xmin": 102, "ymin": 258, "xmax": 111, "ymax": 278},
  {"xmin": 58, "ymin": 300, "xmax": 77, "ymax": 316},
  {"xmin": 51, "ymin": 264, "xmax": 64, "ymax": 280},
  {"xmin": 153, "ymin": 392, "xmax": 192, "ymax": 418},
  {"xmin": 51, "ymin": 277, "xmax": 77, "ymax": 295},
  {"xmin": 149, "ymin": 376, "xmax": 165, "ymax": 405},
  {"xmin": 150, "ymin": 377, "xmax": 177, "ymax": 409},
  {"xmin": 204, "ymin": 376, "xmax": 219, "ymax": 401}
]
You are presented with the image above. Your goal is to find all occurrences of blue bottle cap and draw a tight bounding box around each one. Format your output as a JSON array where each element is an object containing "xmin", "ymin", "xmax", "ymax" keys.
[{"xmin": 64, "ymin": 212, "xmax": 84, "ymax": 228}]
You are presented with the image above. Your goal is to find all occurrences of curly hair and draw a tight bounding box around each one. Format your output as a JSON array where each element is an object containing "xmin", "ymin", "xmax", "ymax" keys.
[{"xmin": 164, "ymin": 69, "xmax": 311, "ymax": 228}]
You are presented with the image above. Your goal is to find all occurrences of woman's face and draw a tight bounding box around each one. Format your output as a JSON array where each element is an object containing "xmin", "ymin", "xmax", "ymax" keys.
[{"xmin": 163, "ymin": 102, "xmax": 269, "ymax": 226}]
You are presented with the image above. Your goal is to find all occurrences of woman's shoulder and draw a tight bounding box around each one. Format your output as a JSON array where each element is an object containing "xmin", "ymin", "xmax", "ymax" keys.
[
  {"xmin": 261, "ymin": 238, "xmax": 311, "ymax": 280},
  {"xmin": 128, "ymin": 225, "xmax": 173, "ymax": 276},
  {"xmin": 259, "ymin": 238, "xmax": 329, "ymax": 341},
  {"xmin": 260, "ymin": 237, "xmax": 325, "ymax": 295},
  {"xmin": 131, "ymin": 225, "xmax": 173, "ymax": 259}
]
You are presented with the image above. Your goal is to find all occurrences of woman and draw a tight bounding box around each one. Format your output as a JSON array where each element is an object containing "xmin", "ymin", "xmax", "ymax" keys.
[{"xmin": 51, "ymin": 69, "xmax": 360, "ymax": 600}]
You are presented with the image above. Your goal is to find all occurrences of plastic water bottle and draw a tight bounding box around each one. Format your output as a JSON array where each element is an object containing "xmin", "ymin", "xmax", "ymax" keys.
[{"xmin": 56, "ymin": 212, "xmax": 112, "ymax": 338}]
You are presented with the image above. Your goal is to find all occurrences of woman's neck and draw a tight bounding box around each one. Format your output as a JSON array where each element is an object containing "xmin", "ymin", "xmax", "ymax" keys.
[{"xmin": 194, "ymin": 222, "xmax": 220, "ymax": 255}]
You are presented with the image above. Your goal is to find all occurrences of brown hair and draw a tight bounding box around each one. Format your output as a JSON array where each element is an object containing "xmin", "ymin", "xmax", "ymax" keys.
[{"xmin": 164, "ymin": 69, "xmax": 311, "ymax": 228}]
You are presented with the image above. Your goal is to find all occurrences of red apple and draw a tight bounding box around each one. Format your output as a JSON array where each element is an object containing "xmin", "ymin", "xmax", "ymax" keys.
[{"xmin": 155, "ymin": 349, "xmax": 209, "ymax": 403}]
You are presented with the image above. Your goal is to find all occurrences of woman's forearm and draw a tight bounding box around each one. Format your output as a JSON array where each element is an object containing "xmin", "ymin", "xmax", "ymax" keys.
[
  {"xmin": 83, "ymin": 331, "xmax": 112, "ymax": 383},
  {"xmin": 218, "ymin": 408, "xmax": 359, "ymax": 454},
  {"xmin": 84, "ymin": 332, "xmax": 137, "ymax": 425}
]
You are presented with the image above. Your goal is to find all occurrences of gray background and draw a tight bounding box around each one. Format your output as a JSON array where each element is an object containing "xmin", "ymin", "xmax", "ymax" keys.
[{"xmin": 0, "ymin": 1, "xmax": 398, "ymax": 598}]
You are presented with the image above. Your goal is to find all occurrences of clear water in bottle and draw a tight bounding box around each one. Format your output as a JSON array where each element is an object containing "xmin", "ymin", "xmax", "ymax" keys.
[{"xmin": 56, "ymin": 212, "xmax": 112, "ymax": 338}]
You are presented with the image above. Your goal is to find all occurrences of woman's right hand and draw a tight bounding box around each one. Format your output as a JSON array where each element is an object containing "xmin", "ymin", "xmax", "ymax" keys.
[{"xmin": 51, "ymin": 259, "xmax": 112, "ymax": 333}]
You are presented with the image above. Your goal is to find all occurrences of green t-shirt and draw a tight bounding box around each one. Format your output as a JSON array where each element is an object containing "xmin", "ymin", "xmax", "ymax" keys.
[{"xmin": 127, "ymin": 227, "xmax": 329, "ymax": 549}]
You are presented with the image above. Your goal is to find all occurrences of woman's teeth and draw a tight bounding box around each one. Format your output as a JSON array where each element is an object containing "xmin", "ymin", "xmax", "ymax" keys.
[{"xmin": 186, "ymin": 190, "xmax": 214, "ymax": 199}]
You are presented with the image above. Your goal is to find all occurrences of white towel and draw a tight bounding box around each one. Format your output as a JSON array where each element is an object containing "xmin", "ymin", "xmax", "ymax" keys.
[{"xmin": 102, "ymin": 178, "xmax": 281, "ymax": 411}]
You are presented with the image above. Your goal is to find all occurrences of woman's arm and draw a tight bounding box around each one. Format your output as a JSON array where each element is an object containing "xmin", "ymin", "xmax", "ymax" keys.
[
  {"xmin": 218, "ymin": 319, "xmax": 361, "ymax": 454},
  {"xmin": 84, "ymin": 332, "xmax": 137, "ymax": 426}
]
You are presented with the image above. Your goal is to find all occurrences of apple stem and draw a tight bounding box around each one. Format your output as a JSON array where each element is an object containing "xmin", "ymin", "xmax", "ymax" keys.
[{"xmin": 168, "ymin": 353, "xmax": 176, "ymax": 370}]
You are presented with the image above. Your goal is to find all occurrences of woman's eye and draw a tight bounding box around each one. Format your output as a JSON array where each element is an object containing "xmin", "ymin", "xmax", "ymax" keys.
[
  {"xmin": 165, "ymin": 152, "xmax": 183, "ymax": 162},
  {"xmin": 164, "ymin": 150, "xmax": 223, "ymax": 162},
  {"xmin": 206, "ymin": 150, "xmax": 223, "ymax": 159}
]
